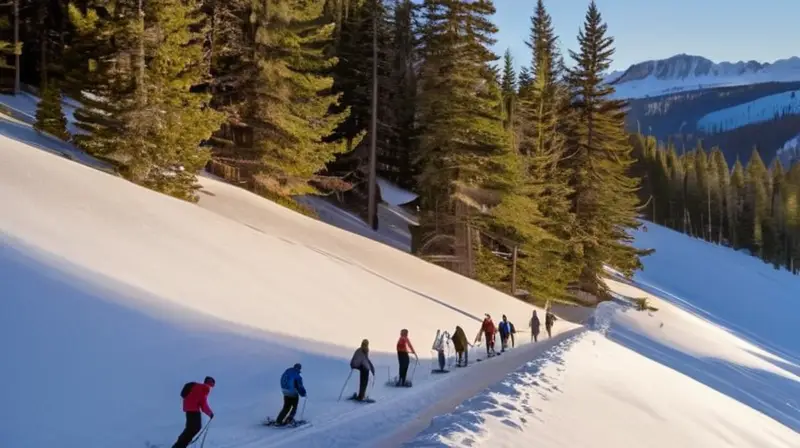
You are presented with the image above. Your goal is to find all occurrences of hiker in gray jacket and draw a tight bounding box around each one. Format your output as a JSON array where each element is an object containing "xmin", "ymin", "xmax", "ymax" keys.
[{"xmin": 350, "ymin": 339, "xmax": 376, "ymax": 401}]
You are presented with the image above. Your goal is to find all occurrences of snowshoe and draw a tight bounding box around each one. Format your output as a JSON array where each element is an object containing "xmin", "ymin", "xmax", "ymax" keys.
[
  {"xmin": 264, "ymin": 418, "xmax": 309, "ymax": 428},
  {"xmin": 348, "ymin": 393, "xmax": 376, "ymax": 403},
  {"xmin": 431, "ymin": 369, "xmax": 449, "ymax": 374},
  {"xmin": 385, "ymin": 379, "xmax": 413, "ymax": 387}
]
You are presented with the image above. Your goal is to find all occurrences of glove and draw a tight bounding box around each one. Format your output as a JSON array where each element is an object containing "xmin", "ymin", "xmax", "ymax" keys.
[{"xmin": 209, "ymin": 413, "xmax": 215, "ymax": 419}]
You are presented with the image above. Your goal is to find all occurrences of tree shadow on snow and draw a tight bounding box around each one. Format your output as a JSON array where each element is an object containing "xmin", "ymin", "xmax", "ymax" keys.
[{"xmin": 0, "ymin": 236, "xmax": 405, "ymax": 447}]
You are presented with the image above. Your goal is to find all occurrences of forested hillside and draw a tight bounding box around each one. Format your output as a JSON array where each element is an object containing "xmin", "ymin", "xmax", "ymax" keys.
[
  {"xmin": 0, "ymin": 0, "xmax": 648, "ymax": 302},
  {"xmin": 633, "ymin": 134, "xmax": 800, "ymax": 274}
]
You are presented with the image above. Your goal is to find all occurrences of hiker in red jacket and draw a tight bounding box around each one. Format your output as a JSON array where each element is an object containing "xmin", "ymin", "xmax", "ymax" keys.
[
  {"xmin": 396, "ymin": 329, "xmax": 419, "ymax": 386},
  {"xmin": 173, "ymin": 376, "xmax": 215, "ymax": 448},
  {"xmin": 476, "ymin": 314, "xmax": 497, "ymax": 357}
]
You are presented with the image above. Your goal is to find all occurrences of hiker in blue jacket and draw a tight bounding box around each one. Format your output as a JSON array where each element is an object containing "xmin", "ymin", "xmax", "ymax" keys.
[
  {"xmin": 275, "ymin": 363, "xmax": 307, "ymax": 425},
  {"xmin": 498, "ymin": 315, "xmax": 512, "ymax": 352}
]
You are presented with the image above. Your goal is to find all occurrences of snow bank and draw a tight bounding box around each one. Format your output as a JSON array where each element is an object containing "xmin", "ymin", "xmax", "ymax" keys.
[
  {"xmin": 406, "ymin": 223, "xmax": 800, "ymax": 447},
  {"xmin": 408, "ymin": 287, "xmax": 799, "ymax": 447},
  {"xmin": 377, "ymin": 176, "xmax": 417, "ymax": 206},
  {"xmin": 0, "ymin": 134, "xmax": 567, "ymax": 447}
]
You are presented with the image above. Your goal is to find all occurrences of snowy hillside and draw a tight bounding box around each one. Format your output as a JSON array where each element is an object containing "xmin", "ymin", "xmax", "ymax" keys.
[
  {"xmin": 697, "ymin": 89, "xmax": 800, "ymax": 133},
  {"xmin": 406, "ymin": 224, "xmax": 800, "ymax": 447},
  {"xmin": 776, "ymin": 134, "xmax": 800, "ymax": 166},
  {"xmin": 2, "ymin": 98, "xmax": 799, "ymax": 447},
  {"xmin": 0, "ymin": 135, "xmax": 570, "ymax": 447},
  {"xmin": 610, "ymin": 54, "xmax": 800, "ymax": 99}
]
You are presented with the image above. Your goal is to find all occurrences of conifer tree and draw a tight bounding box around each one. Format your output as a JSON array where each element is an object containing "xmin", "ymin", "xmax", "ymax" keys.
[
  {"xmin": 495, "ymin": 0, "xmax": 577, "ymax": 299},
  {"xmin": 415, "ymin": 0, "xmax": 517, "ymax": 279},
  {"xmin": 501, "ymin": 48, "xmax": 516, "ymax": 132},
  {"xmin": 666, "ymin": 145, "xmax": 684, "ymax": 230},
  {"xmin": 386, "ymin": 0, "xmax": 419, "ymax": 190},
  {"xmin": 744, "ymin": 150, "xmax": 769, "ymax": 257},
  {"xmin": 729, "ymin": 159, "xmax": 746, "ymax": 248},
  {"xmin": 769, "ymin": 160, "xmax": 787, "ymax": 267},
  {"xmin": 34, "ymin": 81, "xmax": 69, "ymax": 140},
  {"xmin": 241, "ymin": 0, "xmax": 348, "ymax": 196},
  {"xmin": 564, "ymin": 1, "xmax": 645, "ymax": 295},
  {"xmin": 709, "ymin": 147, "xmax": 730, "ymax": 243},
  {"xmin": 517, "ymin": 66, "xmax": 532, "ymax": 97},
  {"xmin": 68, "ymin": 0, "xmax": 225, "ymax": 201},
  {"xmin": 694, "ymin": 144, "xmax": 711, "ymax": 240}
]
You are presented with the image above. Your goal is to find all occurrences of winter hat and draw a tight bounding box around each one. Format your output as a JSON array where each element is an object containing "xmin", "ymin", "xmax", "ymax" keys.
[
  {"xmin": 294, "ymin": 363, "xmax": 302, "ymax": 371},
  {"xmin": 360, "ymin": 339, "xmax": 370, "ymax": 350},
  {"xmin": 400, "ymin": 329, "xmax": 408, "ymax": 336},
  {"xmin": 204, "ymin": 376, "xmax": 216, "ymax": 387}
]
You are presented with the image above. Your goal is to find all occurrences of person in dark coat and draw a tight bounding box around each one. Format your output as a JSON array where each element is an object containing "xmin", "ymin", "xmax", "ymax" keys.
[
  {"xmin": 530, "ymin": 310, "xmax": 541, "ymax": 342},
  {"xmin": 452, "ymin": 325, "xmax": 470, "ymax": 366},
  {"xmin": 498, "ymin": 315, "xmax": 512, "ymax": 352},
  {"xmin": 350, "ymin": 339, "xmax": 375, "ymax": 400},
  {"xmin": 173, "ymin": 376, "xmax": 214, "ymax": 448},
  {"xmin": 275, "ymin": 363, "xmax": 306, "ymax": 426},
  {"xmin": 545, "ymin": 310, "xmax": 557, "ymax": 338}
]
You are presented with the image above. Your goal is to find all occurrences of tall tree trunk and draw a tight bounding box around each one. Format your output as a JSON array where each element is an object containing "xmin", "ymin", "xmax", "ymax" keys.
[{"xmin": 13, "ymin": 0, "xmax": 20, "ymax": 94}]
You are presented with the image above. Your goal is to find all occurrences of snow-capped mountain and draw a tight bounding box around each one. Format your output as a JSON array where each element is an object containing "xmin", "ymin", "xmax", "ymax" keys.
[{"xmin": 608, "ymin": 54, "xmax": 800, "ymax": 99}]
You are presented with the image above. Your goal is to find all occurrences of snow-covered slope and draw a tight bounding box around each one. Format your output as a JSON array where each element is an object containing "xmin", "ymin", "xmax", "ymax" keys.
[
  {"xmin": 0, "ymin": 135, "xmax": 571, "ymax": 447},
  {"xmin": 610, "ymin": 54, "xmax": 800, "ymax": 99},
  {"xmin": 406, "ymin": 224, "xmax": 800, "ymax": 447},
  {"xmin": 776, "ymin": 133, "xmax": 800, "ymax": 166},
  {"xmin": 697, "ymin": 89, "xmax": 800, "ymax": 133}
]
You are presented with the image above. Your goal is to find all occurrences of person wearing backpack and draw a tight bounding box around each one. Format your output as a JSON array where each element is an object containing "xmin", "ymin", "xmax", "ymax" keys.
[
  {"xmin": 275, "ymin": 363, "xmax": 307, "ymax": 426},
  {"xmin": 350, "ymin": 339, "xmax": 375, "ymax": 400},
  {"xmin": 173, "ymin": 376, "xmax": 215, "ymax": 448},
  {"xmin": 498, "ymin": 315, "xmax": 512, "ymax": 352}
]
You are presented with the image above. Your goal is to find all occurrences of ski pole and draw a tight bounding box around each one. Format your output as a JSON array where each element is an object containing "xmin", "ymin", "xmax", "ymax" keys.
[
  {"xmin": 299, "ymin": 397, "xmax": 307, "ymax": 421},
  {"xmin": 368, "ymin": 374, "xmax": 376, "ymax": 399},
  {"xmin": 189, "ymin": 418, "xmax": 212, "ymax": 447},
  {"xmin": 411, "ymin": 358, "xmax": 419, "ymax": 382},
  {"xmin": 337, "ymin": 369, "xmax": 354, "ymax": 401}
]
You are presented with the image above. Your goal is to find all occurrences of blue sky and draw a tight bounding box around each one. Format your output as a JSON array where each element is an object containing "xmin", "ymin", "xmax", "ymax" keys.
[{"xmin": 493, "ymin": 0, "xmax": 798, "ymax": 72}]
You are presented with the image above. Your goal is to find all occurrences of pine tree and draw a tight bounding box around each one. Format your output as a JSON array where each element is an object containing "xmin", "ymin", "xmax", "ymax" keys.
[
  {"xmin": 770, "ymin": 160, "xmax": 787, "ymax": 268},
  {"xmin": 744, "ymin": 150, "xmax": 769, "ymax": 257},
  {"xmin": 498, "ymin": 0, "xmax": 577, "ymax": 300},
  {"xmin": 564, "ymin": 1, "xmax": 646, "ymax": 296},
  {"xmin": 33, "ymin": 81, "xmax": 69, "ymax": 140},
  {"xmin": 501, "ymin": 48, "xmax": 516, "ymax": 132},
  {"xmin": 385, "ymin": 0, "xmax": 419, "ymax": 190},
  {"xmin": 709, "ymin": 147, "xmax": 729, "ymax": 243},
  {"xmin": 242, "ymin": 0, "xmax": 348, "ymax": 196},
  {"xmin": 666, "ymin": 145, "xmax": 684, "ymax": 231},
  {"xmin": 517, "ymin": 66, "xmax": 532, "ymax": 97},
  {"xmin": 694, "ymin": 143, "xmax": 711, "ymax": 240},
  {"xmin": 68, "ymin": 0, "xmax": 225, "ymax": 201},
  {"xmin": 729, "ymin": 158, "xmax": 746, "ymax": 248},
  {"xmin": 415, "ymin": 0, "xmax": 517, "ymax": 279}
]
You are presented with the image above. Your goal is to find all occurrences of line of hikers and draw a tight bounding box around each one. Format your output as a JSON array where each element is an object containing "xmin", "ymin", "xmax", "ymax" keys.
[{"xmin": 172, "ymin": 308, "xmax": 558, "ymax": 447}]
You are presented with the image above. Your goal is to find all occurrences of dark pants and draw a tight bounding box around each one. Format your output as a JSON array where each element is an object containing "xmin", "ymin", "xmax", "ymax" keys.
[
  {"xmin": 532, "ymin": 331, "xmax": 539, "ymax": 342},
  {"xmin": 276, "ymin": 394, "xmax": 299, "ymax": 424},
  {"xmin": 397, "ymin": 351, "xmax": 410, "ymax": 385},
  {"xmin": 457, "ymin": 349, "xmax": 468, "ymax": 366},
  {"xmin": 357, "ymin": 367, "xmax": 370, "ymax": 399},
  {"xmin": 172, "ymin": 411, "xmax": 202, "ymax": 448},
  {"xmin": 485, "ymin": 332, "xmax": 494, "ymax": 355},
  {"xmin": 437, "ymin": 350, "xmax": 445, "ymax": 370},
  {"xmin": 546, "ymin": 326, "xmax": 552, "ymax": 338},
  {"xmin": 500, "ymin": 333, "xmax": 508, "ymax": 351}
]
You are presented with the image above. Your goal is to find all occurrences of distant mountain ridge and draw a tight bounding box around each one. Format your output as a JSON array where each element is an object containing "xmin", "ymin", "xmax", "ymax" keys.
[{"xmin": 606, "ymin": 54, "xmax": 800, "ymax": 99}]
